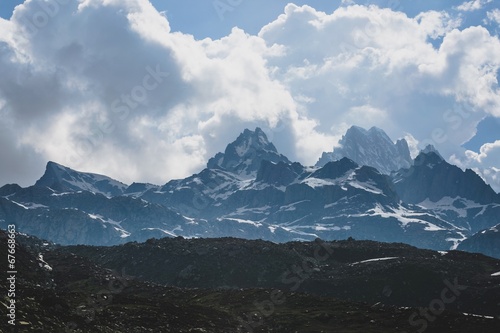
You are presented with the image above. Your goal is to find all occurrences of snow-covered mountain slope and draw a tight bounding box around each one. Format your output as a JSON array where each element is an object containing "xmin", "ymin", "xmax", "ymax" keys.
[
  {"xmin": 140, "ymin": 167, "xmax": 244, "ymax": 217},
  {"xmin": 35, "ymin": 161, "xmax": 128, "ymax": 197},
  {"xmin": 392, "ymin": 150, "xmax": 500, "ymax": 234},
  {"xmin": 207, "ymin": 127, "xmax": 290, "ymax": 179},
  {"xmin": 0, "ymin": 184, "xmax": 194, "ymax": 245},
  {"xmin": 1, "ymin": 127, "xmax": 499, "ymax": 257},
  {"xmin": 316, "ymin": 126, "xmax": 412, "ymax": 174},
  {"xmin": 134, "ymin": 153, "xmax": 466, "ymax": 249}
]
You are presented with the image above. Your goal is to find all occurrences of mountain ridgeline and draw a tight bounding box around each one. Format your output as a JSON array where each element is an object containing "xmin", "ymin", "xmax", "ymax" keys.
[{"xmin": 1, "ymin": 126, "xmax": 499, "ymax": 258}]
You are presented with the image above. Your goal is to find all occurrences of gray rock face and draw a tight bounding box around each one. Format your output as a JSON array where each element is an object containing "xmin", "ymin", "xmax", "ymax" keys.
[
  {"xmin": 316, "ymin": 126, "xmax": 413, "ymax": 174},
  {"xmin": 392, "ymin": 150, "xmax": 500, "ymax": 236},
  {"xmin": 392, "ymin": 151, "xmax": 500, "ymax": 205},
  {"xmin": 255, "ymin": 160, "xmax": 300, "ymax": 186}
]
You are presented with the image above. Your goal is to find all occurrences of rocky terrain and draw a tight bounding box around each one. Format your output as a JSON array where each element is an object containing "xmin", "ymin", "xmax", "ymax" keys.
[
  {"xmin": 58, "ymin": 235, "xmax": 500, "ymax": 317},
  {"xmin": 2, "ymin": 230, "xmax": 499, "ymax": 332}
]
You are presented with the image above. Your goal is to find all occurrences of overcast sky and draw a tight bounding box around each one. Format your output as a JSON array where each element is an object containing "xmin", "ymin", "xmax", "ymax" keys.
[{"xmin": 0, "ymin": 0, "xmax": 499, "ymax": 191}]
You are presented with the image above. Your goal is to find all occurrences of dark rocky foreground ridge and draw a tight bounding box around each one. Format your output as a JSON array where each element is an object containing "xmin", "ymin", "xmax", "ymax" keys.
[{"xmin": 2, "ymin": 230, "xmax": 500, "ymax": 332}]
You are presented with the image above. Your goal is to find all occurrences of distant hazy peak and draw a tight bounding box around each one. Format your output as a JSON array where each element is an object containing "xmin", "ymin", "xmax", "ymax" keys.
[{"xmin": 316, "ymin": 125, "xmax": 413, "ymax": 174}]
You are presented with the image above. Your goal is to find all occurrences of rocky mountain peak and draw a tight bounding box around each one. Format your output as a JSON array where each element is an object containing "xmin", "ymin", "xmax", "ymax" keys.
[
  {"xmin": 35, "ymin": 161, "xmax": 128, "ymax": 197},
  {"xmin": 231, "ymin": 127, "xmax": 277, "ymax": 156},
  {"xmin": 393, "ymin": 147, "xmax": 500, "ymax": 205},
  {"xmin": 316, "ymin": 126, "xmax": 413, "ymax": 174},
  {"xmin": 413, "ymin": 148, "xmax": 444, "ymax": 168},
  {"xmin": 311, "ymin": 157, "xmax": 359, "ymax": 180},
  {"xmin": 420, "ymin": 144, "xmax": 444, "ymax": 160},
  {"xmin": 207, "ymin": 128, "xmax": 290, "ymax": 179}
]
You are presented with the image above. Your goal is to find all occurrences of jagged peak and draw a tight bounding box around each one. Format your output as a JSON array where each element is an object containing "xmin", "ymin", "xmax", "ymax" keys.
[
  {"xmin": 44, "ymin": 161, "xmax": 98, "ymax": 177},
  {"xmin": 317, "ymin": 126, "xmax": 413, "ymax": 173},
  {"xmin": 346, "ymin": 125, "xmax": 368, "ymax": 134},
  {"xmin": 47, "ymin": 160, "xmax": 64, "ymax": 168},
  {"xmin": 420, "ymin": 144, "xmax": 444, "ymax": 160},
  {"xmin": 207, "ymin": 128, "xmax": 290, "ymax": 178},
  {"xmin": 367, "ymin": 126, "xmax": 394, "ymax": 144},
  {"xmin": 311, "ymin": 157, "xmax": 359, "ymax": 179},
  {"xmin": 395, "ymin": 138, "xmax": 410, "ymax": 149},
  {"xmin": 0, "ymin": 183, "xmax": 22, "ymax": 196},
  {"xmin": 368, "ymin": 126, "xmax": 387, "ymax": 135},
  {"xmin": 344, "ymin": 125, "xmax": 392, "ymax": 141},
  {"xmin": 414, "ymin": 150, "xmax": 444, "ymax": 167},
  {"xmin": 232, "ymin": 127, "xmax": 276, "ymax": 154},
  {"xmin": 413, "ymin": 145, "xmax": 445, "ymax": 168}
]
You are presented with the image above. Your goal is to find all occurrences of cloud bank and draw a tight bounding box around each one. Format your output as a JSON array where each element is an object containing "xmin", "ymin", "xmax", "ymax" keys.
[{"xmin": 0, "ymin": 0, "xmax": 499, "ymax": 192}]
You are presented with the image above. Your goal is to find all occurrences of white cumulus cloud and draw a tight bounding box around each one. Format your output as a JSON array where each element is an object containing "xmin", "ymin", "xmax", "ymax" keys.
[
  {"xmin": 0, "ymin": 0, "xmax": 499, "ymax": 193},
  {"xmin": 486, "ymin": 8, "xmax": 500, "ymax": 25},
  {"xmin": 451, "ymin": 140, "xmax": 500, "ymax": 192},
  {"xmin": 455, "ymin": 0, "xmax": 492, "ymax": 12}
]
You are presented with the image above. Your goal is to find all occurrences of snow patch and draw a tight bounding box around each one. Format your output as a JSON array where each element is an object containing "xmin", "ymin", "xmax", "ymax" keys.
[
  {"xmin": 462, "ymin": 313, "xmax": 495, "ymax": 319},
  {"xmin": 9, "ymin": 201, "xmax": 48, "ymax": 210},
  {"xmin": 142, "ymin": 228, "xmax": 177, "ymax": 237},
  {"xmin": 302, "ymin": 170, "xmax": 383, "ymax": 195},
  {"xmin": 313, "ymin": 224, "xmax": 351, "ymax": 231},
  {"xmin": 280, "ymin": 201, "xmax": 309, "ymax": 212},
  {"xmin": 87, "ymin": 214, "xmax": 130, "ymax": 238},
  {"xmin": 418, "ymin": 197, "xmax": 494, "ymax": 219},
  {"xmin": 38, "ymin": 254, "xmax": 53, "ymax": 271},
  {"xmin": 51, "ymin": 192, "xmax": 79, "ymax": 196},
  {"xmin": 349, "ymin": 181, "xmax": 382, "ymax": 195},
  {"xmin": 218, "ymin": 217, "xmax": 263, "ymax": 227},
  {"xmin": 446, "ymin": 231, "xmax": 467, "ymax": 250},
  {"xmin": 302, "ymin": 178, "xmax": 335, "ymax": 188},
  {"xmin": 350, "ymin": 257, "xmax": 399, "ymax": 266},
  {"xmin": 235, "ymin": 138, "xmax": 251, "ymax": 157},
  {"xmin": 358, "ymin": 204, "xmax": 446, "ymax": 231}
]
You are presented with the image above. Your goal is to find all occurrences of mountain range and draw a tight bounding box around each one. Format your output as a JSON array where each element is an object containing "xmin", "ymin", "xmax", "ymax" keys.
[{"xmin": 1, "ymin": 126, "xmax": 499, "ymax": 258}]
